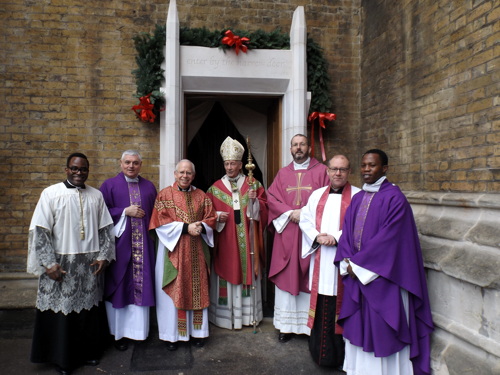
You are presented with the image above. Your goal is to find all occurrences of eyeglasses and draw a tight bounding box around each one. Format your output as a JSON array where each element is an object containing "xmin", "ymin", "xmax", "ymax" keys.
[
  {"xmin": 68, "ymin": 166, "xmax": 89, "ymax": 173},
  {"xmin": 328, "ymin": 167, "xmax": 350, "ymax": 174}
]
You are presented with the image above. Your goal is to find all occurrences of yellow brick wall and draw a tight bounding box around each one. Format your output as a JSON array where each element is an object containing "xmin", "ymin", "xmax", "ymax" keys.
[
  {"xmin": 1, "ymin": 0, "xmax": 498, "ymax": 272},
  {"xmin": 0, "ymin": 0, "xmax": 361, "ymax": 271},
  {"xmin": 359, "ymin": 0, "xmax": 499, "ymax": 192}
]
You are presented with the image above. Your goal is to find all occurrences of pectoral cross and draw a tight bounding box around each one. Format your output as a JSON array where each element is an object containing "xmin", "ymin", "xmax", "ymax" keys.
[{"xmin": 286, "ymin": 172, "xmax": 312, "ymax": 206}]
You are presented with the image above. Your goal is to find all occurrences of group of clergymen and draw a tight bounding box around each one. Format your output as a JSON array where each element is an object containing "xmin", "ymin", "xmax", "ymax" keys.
[{"xmin": 27, "ymin": 134, "xmax": 434, "ymax": 375}]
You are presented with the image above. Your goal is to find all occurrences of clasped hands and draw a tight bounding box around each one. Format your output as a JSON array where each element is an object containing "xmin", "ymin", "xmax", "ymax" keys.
[
  {"xmin": 315, "ymin": 232, "xmax": 337, "ymax": 247},
  {"xmin": 125, "ymin": 204, "xmax": 145, "ymax": 218},
  {"xmin": 188, "ymin": 221, "xmax": 203, "ymax": 236}
]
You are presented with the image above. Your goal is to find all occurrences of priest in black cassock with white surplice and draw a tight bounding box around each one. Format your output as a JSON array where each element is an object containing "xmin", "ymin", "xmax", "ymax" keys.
[{"xmin": 27, "ymin": 153, "xmax": 115, "ymax": 375}]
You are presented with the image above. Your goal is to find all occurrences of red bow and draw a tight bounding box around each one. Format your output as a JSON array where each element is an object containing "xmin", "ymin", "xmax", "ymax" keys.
[
  {"xmin": 221, "ymin": 30, "xmax": 250, "ymax": 55},
  {"xmin": 131, "ymin": 94, "xmax": 156, "ymax": 123},
  {"xmin": 308, "ymin": 112, "xmax": 337, "ymax": 161}
]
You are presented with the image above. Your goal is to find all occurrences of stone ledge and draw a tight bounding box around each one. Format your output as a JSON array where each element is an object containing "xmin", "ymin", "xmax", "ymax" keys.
[
  {"xmin": 0, "ymin": 274, "xmax": 37, "ymax": 309},
  {"xmin": 433, "ymin": 312, "xmax": 500, "ymax": 358},
  {"xmin": 431, "ymin": 329, "xmax": 500, "ymax": 375},
  {"xmin": 405, "ymin": 191, "xmax": 500, "ymax": 209}
]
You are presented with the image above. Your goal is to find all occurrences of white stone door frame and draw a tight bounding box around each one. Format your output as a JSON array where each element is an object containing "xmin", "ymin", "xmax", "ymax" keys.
[{"xmin": 159, "ymin": 0, "xmax": 310, "ymax": 188}]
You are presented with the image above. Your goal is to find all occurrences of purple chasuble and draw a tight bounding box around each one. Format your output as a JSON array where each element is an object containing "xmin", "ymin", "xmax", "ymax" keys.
[
  {"xmin": 334, "ymin": 179, "xmax": 434, "ymax": 375},
  {"xmin": 268, "ymin": 158, "xmax": 329, "ymax": 295},
  {"xmin": 100, "ymin": 173, "xmax": 157, "ymax": 308}
]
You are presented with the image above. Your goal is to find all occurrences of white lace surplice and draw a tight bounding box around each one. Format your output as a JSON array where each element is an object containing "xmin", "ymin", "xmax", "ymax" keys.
[{"xmin": 27, "ymin": 183, "xmax": 115, "ymax": 315}]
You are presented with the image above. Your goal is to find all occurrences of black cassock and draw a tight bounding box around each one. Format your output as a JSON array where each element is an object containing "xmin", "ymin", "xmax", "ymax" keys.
[{"xmin": 309, "ymin": 294, "xmax": 345, "ymax": 367}]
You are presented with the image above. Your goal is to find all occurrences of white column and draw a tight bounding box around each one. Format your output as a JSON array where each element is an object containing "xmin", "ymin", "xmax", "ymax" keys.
[
  {"xmin": 282, "ymin": 6, "xmax": 308, "ymax": 166},
  {"xmin": 160, "ymin": 0, "xmax": 182, "ymax": 189}
]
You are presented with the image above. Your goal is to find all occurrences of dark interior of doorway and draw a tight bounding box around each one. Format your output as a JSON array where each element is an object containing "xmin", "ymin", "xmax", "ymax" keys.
[
  {"xmin": 186, "ymin": 97, "xmax": 277, "ymax": 318},
  {"xmin": 187, "ymin": 101, "xmax": 264, "ymax": 192}
]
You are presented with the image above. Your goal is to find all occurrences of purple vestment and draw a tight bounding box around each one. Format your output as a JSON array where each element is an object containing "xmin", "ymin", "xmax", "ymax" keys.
[
  {"xmin": 334, "ymin": 179, "xmax": 434, "ymax": 375},
  {"xmin": 268, "ymin": 158, "xmax": 329, "ymax": 295},
  {"xmin": 100, "ymin": 173, "xmax": 157, "ymax": 308}
]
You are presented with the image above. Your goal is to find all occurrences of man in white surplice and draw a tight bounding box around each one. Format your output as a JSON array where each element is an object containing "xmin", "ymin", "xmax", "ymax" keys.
[{"xmin": 299, "ymin": 155, "xmax": 360, "ymax": 367}]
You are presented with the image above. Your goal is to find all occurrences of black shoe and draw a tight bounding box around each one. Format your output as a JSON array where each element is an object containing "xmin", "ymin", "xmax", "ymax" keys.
[
  {"xmin": 114, "ymin": 338, "xmax": 128, "ymax": 351},
  {"xmin": 192, "ymin": 337, "xmax": 205, "ymax": 348},
  {"xmin": 56, "ymin": 366, "xmax": 72, "ymax": 375},
  {"xmin": 85, "ymin": 359, "xmax": 99, "ymax": 366},
  {"xmin": 165, "ymin": 341, "xmax": 178, "ymax": 351},
  {"xmin": 278, "ymin": 333, "xmax": 292, "ymax": 343}
]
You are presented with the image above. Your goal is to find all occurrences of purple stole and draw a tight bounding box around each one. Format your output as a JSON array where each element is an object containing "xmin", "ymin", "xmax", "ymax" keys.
[
  {"xmin": 307, "ymin": 183, "xmax": 352, "ymax": 331},
  {"xmin": 353, "ymin": 191, "xmax": 376, "ymax": 252},
  {"xmin": 128, "ymin": 181, "xmax": 145, "ymax": 304}
]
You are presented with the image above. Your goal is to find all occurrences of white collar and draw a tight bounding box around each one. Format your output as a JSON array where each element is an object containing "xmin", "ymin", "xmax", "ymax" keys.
[
  {"xmin": 363, "ymin": 176, "xmax": 387, "ymax": 192},
  {"xmin": 293, "ymin": 157, "xmax": 310, "ymax": 170},
  {"xmin": 124, "ymin": 175, "xmax": 139, "ymax": 183}
]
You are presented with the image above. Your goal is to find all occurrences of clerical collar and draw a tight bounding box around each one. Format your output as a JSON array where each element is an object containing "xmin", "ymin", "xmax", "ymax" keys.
[
  {"xmin": 124, "ymin": 175, "xmax": 139, "ymax": 183},
  {"xmin": 329, "ymin": 186, "xmax": 344, "ymax": 194},
  {"xmin": 363, "ymin": 176, "xmax": 387, "ymax": 192},
  {"xmin": 293, "ymin": 157, "xmax": 310, "ymax": 170},
  {"xmin": 178, "ymin": 185, "xmax": 192, "ymax": 192},
  {"xmin": 64, "ymin": 180, "xmax": 86, "ymax": 189}
]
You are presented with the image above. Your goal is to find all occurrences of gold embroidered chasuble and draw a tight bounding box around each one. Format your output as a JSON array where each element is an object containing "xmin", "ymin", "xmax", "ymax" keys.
[{"xmin": 149, "ymin": 183, "xmax": 216, "ymax": 311}]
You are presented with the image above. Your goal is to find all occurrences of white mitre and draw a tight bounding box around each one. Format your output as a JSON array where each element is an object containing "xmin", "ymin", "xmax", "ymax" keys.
[{"xmin": 220, "ymin": 136, "xmax": 245, "ymax": 161}]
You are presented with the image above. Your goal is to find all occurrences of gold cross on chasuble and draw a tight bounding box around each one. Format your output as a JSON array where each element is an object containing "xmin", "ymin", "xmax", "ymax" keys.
[{"xmin": 286, "ymin": 172, "xmax": 312, "ymax": 206}]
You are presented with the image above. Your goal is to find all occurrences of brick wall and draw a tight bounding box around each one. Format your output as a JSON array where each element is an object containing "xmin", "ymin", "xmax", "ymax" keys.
[
  {"xmin": 0, "ymin": 0, "xmax": 361, "ymax": 271},
  {"xmin": 3, "ymin": 0, "xmax": 496, "ymax": 272},
  {"xmin": 0, "ymin": 0, "xmax": 168, "ymax": 271},
  {"xmin": 359, "ymin": 0, "xmax": 499, "ymax": 192}
]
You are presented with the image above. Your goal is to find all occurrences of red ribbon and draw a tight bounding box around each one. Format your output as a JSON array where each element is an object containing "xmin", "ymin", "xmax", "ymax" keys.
[
  {"xmin": 308, "ymin": 112, "xmax": 336, "ymax": 161},
  {"xmin": 221, "ymin": 30, "xmax": 250, "ymax": 55},
  {"xmin": 131, "ymin": 93, "xmax": 156, "ymax": 123}
]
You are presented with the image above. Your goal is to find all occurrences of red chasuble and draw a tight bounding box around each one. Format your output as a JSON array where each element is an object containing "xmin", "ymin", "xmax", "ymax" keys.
[
  {"xmin": 268, "ymin": 158, "xmax": 329, "ymax": 295},
  {"xmin": 206, "ymin": 176, "xmax": 268, "ymax": 286},
  {"xmin": 149, "ymin": 183, "xmax": 216, "ymax": 311}
]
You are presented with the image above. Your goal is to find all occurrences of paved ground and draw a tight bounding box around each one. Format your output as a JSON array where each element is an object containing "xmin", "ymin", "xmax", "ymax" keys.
[{"xmin": 0, "ymin": 308, "xmax": 345, "ymax": 375}]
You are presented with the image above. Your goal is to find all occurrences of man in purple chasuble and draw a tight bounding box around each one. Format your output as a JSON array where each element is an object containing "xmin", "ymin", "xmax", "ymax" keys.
[
  {"xmin": 300, "ymin": 155, "xmax": 360, "ymax": 368},
  {"xmin": 150, "ymin": 160, "xmax": 216, "ymax": 351},
  {"xmin": 100, "ymin": 150, "xmax": 157, "ymax": 351},
  {"xmin": 267, "ymin": 134, "xmax": 329, "ymax": 343},
  {"xmin": 334, "ymin": 149, "xmax": 434, "ymax": 375},
  {"xmin": 207, "ymin": 136, "xmax": 268, "ymax": 330}
]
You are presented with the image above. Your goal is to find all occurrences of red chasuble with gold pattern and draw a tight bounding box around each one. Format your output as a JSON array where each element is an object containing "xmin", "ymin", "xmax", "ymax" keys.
[{"xmin": 149, "ymin": 183, "xmax": 216, "ymax": 311}]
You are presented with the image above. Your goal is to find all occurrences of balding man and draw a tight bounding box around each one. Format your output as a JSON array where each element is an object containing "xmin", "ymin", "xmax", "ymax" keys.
[{"xmin": 149, "ymin": 160, "xmax": 217, "ymax": 351}]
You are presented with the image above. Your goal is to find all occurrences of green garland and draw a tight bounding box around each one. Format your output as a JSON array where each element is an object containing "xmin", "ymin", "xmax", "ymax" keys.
[
  {"xmin": 132, "ymin": 26, "xmax": 333, "ymax": 120},
  {"xmin": 132, "ymin": 24, "xmax": 166, "ymax": 113}
]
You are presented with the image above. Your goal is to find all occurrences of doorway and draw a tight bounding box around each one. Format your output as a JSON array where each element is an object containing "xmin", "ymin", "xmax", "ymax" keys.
[{"xmin": 185, "ymin": 95, "xmax": 281, "ymax": 316}]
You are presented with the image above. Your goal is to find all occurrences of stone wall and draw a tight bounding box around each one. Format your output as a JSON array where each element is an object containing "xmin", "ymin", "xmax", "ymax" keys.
[
  {"xmin": 0, "ymin": 0, "xmax": 362, "ymax": 272},
  {"xmin": 408, "ymin": 192, "xmax": 500, "ymax": 374}
]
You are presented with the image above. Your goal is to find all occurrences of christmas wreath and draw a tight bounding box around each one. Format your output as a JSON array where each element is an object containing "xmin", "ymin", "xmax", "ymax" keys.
[{"xmin": 132, "ymin": 26, "xmax": 335, "ymax": 158}]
